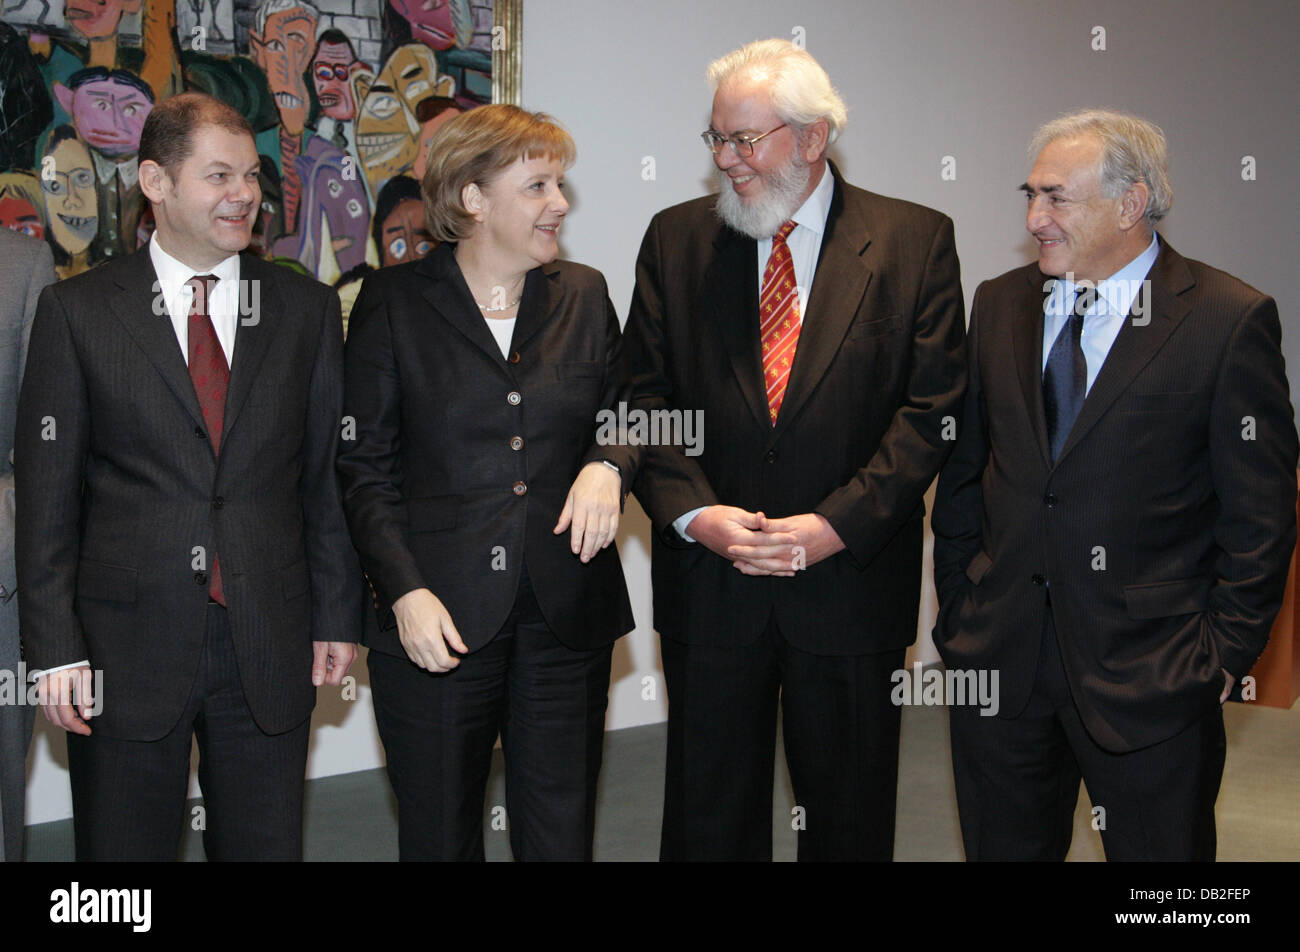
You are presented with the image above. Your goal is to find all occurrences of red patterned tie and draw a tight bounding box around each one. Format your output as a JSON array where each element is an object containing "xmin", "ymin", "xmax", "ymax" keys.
[
  {"xmin": 760, "ymin": 220, "xmax": 801, "ymax": 424},
  {"xmin": 187, "ymin": 274, "xmax": 227, "ymax": 607}
]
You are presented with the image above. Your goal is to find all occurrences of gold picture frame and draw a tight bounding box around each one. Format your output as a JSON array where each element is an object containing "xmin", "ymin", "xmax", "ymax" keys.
[{"xmin": 493, "ymin": 0, "xmax": 523, "ymax": 105}]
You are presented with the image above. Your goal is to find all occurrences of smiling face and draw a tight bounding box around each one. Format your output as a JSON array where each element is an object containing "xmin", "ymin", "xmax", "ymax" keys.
[
  {"xmin": 1023, "ymin": 134, "xmax": 1147, "ymax": 283},
  {"xmin": 708, "ymin": 75, "xmax": 825, "ymax": 239},
  {"xmin": 140, "ymin": 124, "xmax": 261, "ymax": 271},
  {"xmin": 466, "ymin": 155, "xmax": 568, "ymax": 272},
  {"xmin": 59, "ymin": 77, "xmax": 154, "ymax": 158},
  {"xmin": 251, "ymin": 7, "xmax": 318, "ymax": 135},
  {"xmin": 63, "ymin": 0, "xmax": 143, "ymax": 41},
  {"xmin": 42, "ymin": 137, "xmax": 98, "ymax": 254},
  {"xmin": 388, "ymin": 0, "xmax": 457, "ymax": 50},
  {"xmin": 379, "ymin": 196, "xmax": 433, "ymax": 265},
  {"xmin": 356, "ymin": 44, "xmax": 450, "ymax": 195},
  {"xmin": 312, "ymin": 39, "xmax": 359, "ymax": 121}
]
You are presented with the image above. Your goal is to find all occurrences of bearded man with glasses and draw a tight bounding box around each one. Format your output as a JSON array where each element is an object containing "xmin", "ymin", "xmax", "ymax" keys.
[{"xmin": 622, "ymin": 38, "xmax": 966, "ymax": 861}]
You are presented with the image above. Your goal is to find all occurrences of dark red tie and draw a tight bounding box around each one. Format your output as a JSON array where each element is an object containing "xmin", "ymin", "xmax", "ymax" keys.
[
  {"xmin": 186, "ymin": 274, "xmax": 227, "ymax": 606},
  {"xmin": 760, "ymin": 220, "xmax": 801, "ymax": 424}
]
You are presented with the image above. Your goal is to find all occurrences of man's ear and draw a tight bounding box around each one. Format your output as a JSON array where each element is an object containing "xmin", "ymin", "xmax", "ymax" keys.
[
  {"xmin": 799, "ymin": 118, "xmax": 830, "ymax": 163},
  {"xmin": 1119, "ymin": 181, "xmax": 1150, "ymax": 231},
  {"xmin": 53, "ymin": 82, "xmax": 74, "ymax": 117},
  {"xmin": 137, "ymin": 159, "xmax": 169, "ymax": 205}
]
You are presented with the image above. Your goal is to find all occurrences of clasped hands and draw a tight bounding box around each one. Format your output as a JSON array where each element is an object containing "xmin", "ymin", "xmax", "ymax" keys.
[{"xmin": 686, "ymin": 505, "xmax": 845, "ymax": 576}]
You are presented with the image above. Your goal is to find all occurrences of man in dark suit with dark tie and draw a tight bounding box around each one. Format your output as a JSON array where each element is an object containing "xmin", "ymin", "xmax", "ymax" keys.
[
  {"xmin": 15, "ymin": 92, "xmax": 365, "ymax": 861},
  {"xmin": 932, "ymin": 109, "xmax": 1298, "ymax": 861},
  {"xmin": 623, "ymin": 39, "xmax": 966, "ymax": 860}
]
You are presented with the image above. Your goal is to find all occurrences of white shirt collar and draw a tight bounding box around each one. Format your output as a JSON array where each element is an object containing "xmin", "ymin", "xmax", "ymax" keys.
[
  {"xmin": 790, "ymin": 161, "xmax": 834, "ymax": 238},
  {"xmin": 149, "ymin": 232, "xmax": 241, "ymax": 314},
  {"xmin": 1047, "ymin": 233, "xmax": 1160, "ymax": 318}
]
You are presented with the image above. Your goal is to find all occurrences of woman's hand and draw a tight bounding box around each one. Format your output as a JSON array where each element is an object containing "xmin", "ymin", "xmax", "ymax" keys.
[
  {"xmin": 553, "ymin": 462, "xmax": 622, "ymax": 563},
  {"xmin": 392, "ymin": 588, "xmax": 468, "ymax": 672}
]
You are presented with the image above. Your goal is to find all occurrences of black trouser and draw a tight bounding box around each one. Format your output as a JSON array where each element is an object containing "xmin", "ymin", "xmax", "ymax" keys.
[
  {"xmin": 368, "ymin": 568, "xmax": 613, "ymax": 861},
  {"xmin": 949, "ymin": 612, "xmax": 1226, "ymax": 861},
  {"xmin": 660, "ymin": 614, "xmax": 906, "ymax": 861},
  {"xmin": 67, "ymin": 603, "xmax": 310, "ymax": 861}
]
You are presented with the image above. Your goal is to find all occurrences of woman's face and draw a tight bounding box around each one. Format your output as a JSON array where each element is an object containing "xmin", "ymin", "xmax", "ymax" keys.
[
  {"xmin": 42, "ymin": 138, "xmax": 98, "ymax": 255},
  {"xmin": 469, "ymin": 155, "xmax": 568, "ymax": 271}
]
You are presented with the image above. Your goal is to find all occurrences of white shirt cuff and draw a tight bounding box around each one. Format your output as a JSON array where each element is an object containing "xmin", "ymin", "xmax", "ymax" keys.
[
  {"xmin": 673, "ymin": 507, "xmax": 708, "ymax": 543},
  {"xmin": 30, "ymin": 660, "xmax": 90, "ymax": 681}
]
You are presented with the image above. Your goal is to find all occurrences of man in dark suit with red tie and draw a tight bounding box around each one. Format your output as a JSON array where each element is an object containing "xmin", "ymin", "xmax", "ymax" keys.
[
  {"xmin": 15, "ymin": 92, "xmax": 365, "ymax": 860},
  {"xmin": 622, "ymin": 39, "xmax": 966, "ymax": 860},
  {"xmin": 932, "ymin": 109, "xmax": 1298, "ymax": 860}
]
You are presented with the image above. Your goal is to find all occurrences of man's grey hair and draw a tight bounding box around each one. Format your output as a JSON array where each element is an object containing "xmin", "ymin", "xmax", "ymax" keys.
[
  {"xmin": 707, "ymin": 39, "xmax": 847, "ymax": 146},
  {"xmin": 1030, "ymin": 109, "xmax": 1173, "ymax": 227},
  {"xmin": 252, "ymin": 0, "xmax": 319, "ymax": 38}
]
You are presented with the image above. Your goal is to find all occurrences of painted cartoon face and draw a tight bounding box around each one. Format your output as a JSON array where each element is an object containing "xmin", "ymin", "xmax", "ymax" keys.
[
  {"xmin": 355, "ymin": 44, "xmax": 453, "ymax": 196},
  {"xmin": 251, "ymin": 6, "xmax": 318, "ymax": 136},
  {"xmin": 312, "ymin": 39, "xmax": 360, "ymax": 121},
  {"xmin": 379, "ymin": 197, "xmax": 433, "ymax": 265},
  {"xmin": 42, "ymin": 137, "xmax": 99, "ymax": 254},
  {"xmin": 57, "ymin": 77, "xmax": 154, "ymax": 158},
  {"xmin": 309, "ymin": 150, "xmax": 370, "ymax": 272},
  {"xmin": 412, "ymin": 103, "xmax": 462, "ymax": 181},
  {"xmin": 63, "ymin": 0, "xmax": 143, "ymax": 41},
  {"xmin": 388, "ymin": 0, "xmax": 457, "ymax": 51},
  {"xmin": 0, "ymin": 195, "xmax": 43, "ymax": 240}
]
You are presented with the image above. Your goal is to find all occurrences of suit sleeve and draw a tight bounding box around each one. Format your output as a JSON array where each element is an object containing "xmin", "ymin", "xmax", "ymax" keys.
[
  {"xmin": 15, "ymin": 242, "xmax": 55, "ymax": 414},
  {"xmin": 931, "ymin": 282, "xmax": 989, "ymax": 606},
  {"xmin": 579, "ymin": 283, "xmax": 645, "ymax": 502},
  {"xmin": 622, "ymin": 213, "xmax": 720, "ymax": 543},
  {"xmin": 300, "ymin": 284, "xmax": 366, "ymax": 643},
  {"xmin": 336, "ymin": 276, "xmax": 427, "ymax": 611},
  {"xmin": 14, "ymin": 285, "xmax": 91, "ymax": 670},
  {"xmin": 1205, "ymin": 294, "xmax": 1299, "ymax": 677},
  {"xmin": 813, "ymin": 215, "xmax": 967, "ymax": 567}
]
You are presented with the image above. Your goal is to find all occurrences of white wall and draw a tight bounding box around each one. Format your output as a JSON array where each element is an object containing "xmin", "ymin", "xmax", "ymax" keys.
[{"xmin": 27, "ymin": 0, "xmax": 1299, "ymax": 825}]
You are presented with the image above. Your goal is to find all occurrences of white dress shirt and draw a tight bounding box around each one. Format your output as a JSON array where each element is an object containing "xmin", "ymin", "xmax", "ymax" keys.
[
  {"xmin": 1042, "ymin": 234, "xmax": 1160, "ymax": 395},
  {"xmin": 673, "ymin": 165, "xmax": 836, "ymax": 541},
  {"xmin": 150, "ymin": 232, "xmax": 241, "ymax": 368}
]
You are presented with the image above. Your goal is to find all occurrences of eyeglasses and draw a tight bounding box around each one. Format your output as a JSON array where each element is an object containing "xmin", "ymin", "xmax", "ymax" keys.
[
  {"xmin": 700, "ymin": 124, "xmax": 787, "ymax": 157},
  {"xmin": 314, "ymin": 63, "xmax": 352, "ymax": 82}
]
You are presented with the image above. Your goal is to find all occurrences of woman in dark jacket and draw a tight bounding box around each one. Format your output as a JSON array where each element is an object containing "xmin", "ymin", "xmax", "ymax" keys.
[{"xmin": 338, "ymin": 104, "xmax": 640, "ymax": 861}]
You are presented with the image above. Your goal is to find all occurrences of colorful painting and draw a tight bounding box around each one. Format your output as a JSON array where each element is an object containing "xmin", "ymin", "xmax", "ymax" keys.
[{"xmin": 0, "ymin": 0, "xmax": 512, "ymax": 286}]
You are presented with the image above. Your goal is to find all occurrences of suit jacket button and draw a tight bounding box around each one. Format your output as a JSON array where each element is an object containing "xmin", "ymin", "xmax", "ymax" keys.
[
  {"xmin": 195, "ymin": 571, "xmax": 208, "ymax": 585},
  {"xmin": 513, "ymin": 481, "xmax": 527, "ymax": 496},
  {"xmin": 509, "ymin": 351, "xmax": 521, "ymax": 364},
  {"xmin": 507, "ymin": 391, "xmax": 522, "ymax": 406},
  {"xmin": 1044, "ymin": 492, "xmax": 1057, "ymax": 508},
  {"xmin": 510, "ymin": 436, "xmax": 523, "ymax": 451},
  {"xmin": 765, "ymin": 450, "xmax": 777, "ymax": 463},
  {"xmin": 212, "ymin": 496, "xmax": 224, "ymax": 509},
  {"xmin": 1031, "ymin": 574, "xmax": 1046, "ymax": 586}
]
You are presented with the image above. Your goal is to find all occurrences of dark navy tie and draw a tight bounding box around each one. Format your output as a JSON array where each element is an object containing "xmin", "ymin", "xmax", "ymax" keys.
[{"xmin": 1043, "ymin": 287, "xmax": 1093, "ymax": 461}]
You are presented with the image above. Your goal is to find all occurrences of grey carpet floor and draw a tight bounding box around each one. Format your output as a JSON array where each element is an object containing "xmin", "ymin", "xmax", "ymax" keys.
[{"xmin": 24, "ymin": 696, "xmax": 1299, "ymax": 861}]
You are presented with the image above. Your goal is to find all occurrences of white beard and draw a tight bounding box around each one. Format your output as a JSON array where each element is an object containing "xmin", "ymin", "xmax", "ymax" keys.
[{"xmin": 713, "ymin": 155, "xmax": 811, "ymax": 239}]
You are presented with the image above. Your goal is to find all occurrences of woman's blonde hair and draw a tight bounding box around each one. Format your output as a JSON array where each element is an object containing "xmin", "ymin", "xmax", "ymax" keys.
[{"xmin": 421, "ymin": 104, "xmax": 576, "ymax": 242}]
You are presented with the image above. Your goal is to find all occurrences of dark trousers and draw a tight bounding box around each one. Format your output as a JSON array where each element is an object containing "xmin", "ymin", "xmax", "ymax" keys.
[
  {"xmin": 368, "ymin": 570, "xmax": 613, "ymax": 861},
  {"xmin": 660, "ymin": 615, "xmax": 906, "ymax": 861},
  {"xmin": 66, "ymin": 603, "xmax": 310, "ymax": 861},
  {"xmin": 949, "ymin": 612, "xmax": 1226, "ymax": 861}
]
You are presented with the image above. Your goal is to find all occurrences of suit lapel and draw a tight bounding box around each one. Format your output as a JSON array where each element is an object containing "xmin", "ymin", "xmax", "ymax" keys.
[
  {"xmin": 709, "ymin": 225, "xmax": 768, "ymax": 430},
  {"xmin": 416, "ymin": 243, "xmax": 510, "ymax": 369},
  {"xmin": 221, "ymin": 254, "xmax": 286, "ymax": 451},
  {"xmin": 107, "ymin": 248, "xmax": 208, "ymax": 433},
  {"xmin": 1054, "ymin": 240, "xmax": 1192, "ymax": 466},
  {"xmin": 511, "ymin": 260, "xmax": 561, "ymax": 353},
  {"xmin": 1015, "ymin": 265, "xmax": 1052, "ymax": 466},
  {"xmin": 771, "ymin": 166, "xmax": 871, "ymax": 446}
]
